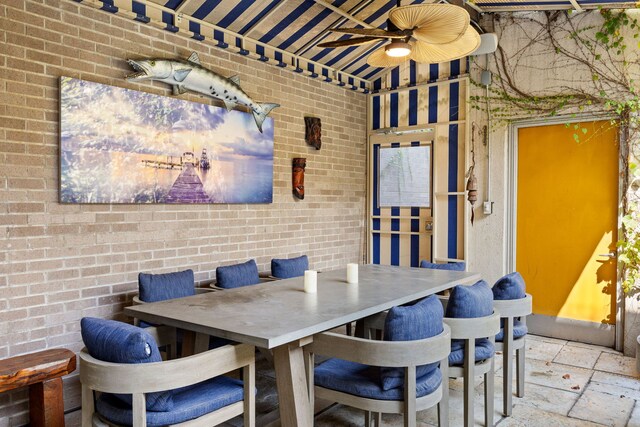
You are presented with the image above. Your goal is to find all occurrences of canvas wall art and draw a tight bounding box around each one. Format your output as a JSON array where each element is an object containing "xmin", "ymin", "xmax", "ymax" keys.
[{"xmin": 60, "ymin": 77, "xmax": 274, "ymax": 204}]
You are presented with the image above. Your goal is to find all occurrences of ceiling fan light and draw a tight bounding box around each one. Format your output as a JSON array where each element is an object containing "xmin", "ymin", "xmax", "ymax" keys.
[{"xmin": 385, "ymin": 41, "xmax": 411, "ymax": 57}]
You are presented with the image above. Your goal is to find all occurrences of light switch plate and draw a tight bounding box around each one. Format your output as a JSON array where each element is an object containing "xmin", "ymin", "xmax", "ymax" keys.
[{"xmin": 483, "ymin": 201, "xmax": 493, "ymax": 215}]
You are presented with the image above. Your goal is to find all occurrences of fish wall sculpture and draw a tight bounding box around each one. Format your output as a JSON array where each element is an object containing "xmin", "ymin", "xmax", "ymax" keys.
[{"xmin": 126, "ymin": 52, "xmax": 279, "ymax": 133}]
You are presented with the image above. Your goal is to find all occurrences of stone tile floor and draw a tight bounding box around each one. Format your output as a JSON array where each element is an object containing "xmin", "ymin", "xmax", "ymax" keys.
[{"xmin": 67, "ymin": 335, "xmax": 640, "ymax": 426}]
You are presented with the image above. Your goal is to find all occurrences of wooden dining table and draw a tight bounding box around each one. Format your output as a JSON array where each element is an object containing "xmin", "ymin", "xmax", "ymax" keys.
[{"xmin": 124, "ymin": 264, "xmax": 480, "ymax": 427}]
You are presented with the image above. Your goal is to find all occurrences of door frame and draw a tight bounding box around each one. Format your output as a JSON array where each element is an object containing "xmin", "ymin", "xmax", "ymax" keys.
[{"xmin": 506, "ymin": 114, "xmax": 624, "ymax": 350}]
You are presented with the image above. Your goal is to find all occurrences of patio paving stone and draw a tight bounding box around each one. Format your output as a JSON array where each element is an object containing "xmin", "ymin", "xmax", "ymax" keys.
[
  {"xmin": 568, "ymin": 389, "xmax": 634, "ymax": 427},
  {"xmin": 497, "ymin": 404, "xmax": 607, "ymax": 427},
  {"xmin": 553, "ymin": 345, "xmax": 602, "ymax": 369},
  {"xmin": 525, "ymin": 336, "xmax": 565, "ymax": 362},
  {"xmin": 595, "ymin": 352, "xmax": 640, "ymax": 377},
  {"xmin": 523, "ymin": 358, "xmax": 593, "ymax": 392}
]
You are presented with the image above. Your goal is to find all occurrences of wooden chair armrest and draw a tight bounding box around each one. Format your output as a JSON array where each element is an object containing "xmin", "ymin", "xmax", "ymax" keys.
[
  {"xmin": 195, "ymin": 287, "xmax": 215, "ymax": 294},
  {"xmin": 443, "ymin": 311, "xmax": 501, "ymax": 340},
  {"xmin": 132, "ymin": 296, "xmax": 143, "ymax": 305},
  {"xmin": 80, "ymin": 343, "xmax": 254, "ymax": 394},
  {"xmin": 311, "ymin": 325, "xmax": 450, "ymax": 367},
  {"xmin": 493, "ymin": 294, "xmax": 533, "ymax": 317}
]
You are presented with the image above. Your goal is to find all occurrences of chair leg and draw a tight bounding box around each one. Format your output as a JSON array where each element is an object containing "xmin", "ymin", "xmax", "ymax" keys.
[
  {"xmin": 484, "ymin": 358, "xmax": 494, "ymax": 427},
  {"xmin": 81, "ymin": 385, "xmax": 94, "ymax": 427},
  {"xmin": 438, "ymin": 359, "xmax": 449, "ymax": 427},
  {"xmin": 365, "ymin": 411, "xmax": 381, "ymax": 427},
  {"xmin": 243, "ymin": 363, "xmax": 256, "ymax": 427},
  {"xmin": 516, "ymin": 343, "xmax": 525, "ymax": 398},
  {"xmin": 463, "ymin": 340, "xmax": 475, "ymax": 427},
  {"xmin": 374, "ymin": 412, "xmax": 382, "ymax": 427},
  {"xmin": 502, "ymin": 318, "xmax": 514, "ymax": 416}
]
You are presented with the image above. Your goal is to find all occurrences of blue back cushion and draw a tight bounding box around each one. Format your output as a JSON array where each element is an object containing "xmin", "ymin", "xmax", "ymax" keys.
[
  {"xmin": 380, "ymin": 295, "xmax": 444, "ymax": 391},
  {"xmin": 492, "ymin": 272, "xmax": 526, "ymax": 300},
  {"xmin": 80, "ymin": 317, "xmax": 173, "ymax": 412},
  {"xmin": 271, "ymin": 255, "xmax": 309, "ymax": 279},
  {"xmin": 419, "ymin": 260, "xmax": 466, "ymax": 271},
  {"xmin": 445, "ymin": 280, "xmax": 493, "ymax": 319},
  {"xmin": 216, "ymin": 259, "xmax": 260, "ymax": 289},
  {"xmin": 138, "ymin": 269, "xmax": 195, "ymax": 303},
  {"xmin": 446, "ymin": 281, "xmax": 495, "ymax": 362}
]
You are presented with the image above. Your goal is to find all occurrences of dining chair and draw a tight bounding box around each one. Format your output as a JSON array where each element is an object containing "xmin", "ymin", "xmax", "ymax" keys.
[
  {"xmin": 440, "ymin": 281, "xmax": 500, "ymax": 427},
  {"xmin": 215, "ymin": 259, "xmax": 262, "ymax": 289},
  {"xmin": 270, "ymin": 255, "xmax": 309, "ymax": 279},
  {"xmin": 312, "ymin": 295, "xmax": 451, "ymax": 427},
  {"xmin": 420, "ymin": 260, "xmax": 466, "ymax": 271},
  {"xmin": 491, "ymin": 272, "xmax": 533, "ymax": 416},
  {"xmin": 79, "ymin": 317, "xmax": 255, "ymax": 427},
  {"xmin": 133, "ymin": 269, "xmax": 224, "ymax": 355}
]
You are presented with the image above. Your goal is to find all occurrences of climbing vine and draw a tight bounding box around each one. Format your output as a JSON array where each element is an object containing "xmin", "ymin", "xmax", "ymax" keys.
[{"xmin": 471, "ymin": 9, "xmax": 640, "ymax": 293}]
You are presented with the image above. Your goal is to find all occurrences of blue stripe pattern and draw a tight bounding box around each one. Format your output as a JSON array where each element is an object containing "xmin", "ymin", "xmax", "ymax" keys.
[
  {"xmin": 372, "ymin": 78, "xmax": 381, "ymax": 265},
  {"xmin": 216, "ymin": 0, "xmax": 255, "ymax": 28},
  {"xmin": 191, "ymin": 0, "xmax": 220, "ymax": 20},
  {"xmin": 238, "ymin": 0, "xmax": 282, "ymax": 35},
  {"xmin": 409, "ymin": 61, "xmax": 420, "ymax": 268},
  {"xmin": 389, "ymin": 68, "xmax": 400, "ymax": 266},
  {"xmin": 259, "ymin": 0, "xmax": 316, "ymax": 44},
  {"xmin": 132, "ymin": 1, "xmax": 148, "ymax": 22},
  {"xmin": 277, "ymin": 0, "xmax": 348, "ymax": 50}
]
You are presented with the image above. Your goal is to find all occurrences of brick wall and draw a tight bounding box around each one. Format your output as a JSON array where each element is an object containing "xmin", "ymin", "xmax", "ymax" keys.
[{"xmin": 0, "ymin": 0, "xmax": 367, "ymax": 423}]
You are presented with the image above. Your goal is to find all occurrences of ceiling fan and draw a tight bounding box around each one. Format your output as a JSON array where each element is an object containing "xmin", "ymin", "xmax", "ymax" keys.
[{"xmin": 317, "ymin": 1, "xmax": 481, "ymax": 67}]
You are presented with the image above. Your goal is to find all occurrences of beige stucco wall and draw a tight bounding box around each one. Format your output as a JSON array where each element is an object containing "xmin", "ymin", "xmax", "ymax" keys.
[{"xmin": 466, "ymin": 10, "xmax": 639, "ymax": 355}]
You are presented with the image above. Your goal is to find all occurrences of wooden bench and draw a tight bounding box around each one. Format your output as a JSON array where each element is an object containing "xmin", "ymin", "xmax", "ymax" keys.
[{"xmin": 0, "ymin": 349, "xmax": 76, "ymax": 427}]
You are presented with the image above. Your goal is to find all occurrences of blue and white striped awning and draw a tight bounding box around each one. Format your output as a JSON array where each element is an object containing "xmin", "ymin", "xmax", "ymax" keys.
[{"xmin": 92, "ymin": 0, "xmax": 639, "ymax": 91}]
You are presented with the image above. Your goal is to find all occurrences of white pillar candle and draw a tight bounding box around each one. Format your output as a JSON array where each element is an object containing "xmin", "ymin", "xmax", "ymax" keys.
[
  {"xmin": 304, "ymin": 270, "xmax": 317, "ymax": 293},
  {"xmin": 347, "ymin": 263, "xmax": 358, "ymax": 284}
]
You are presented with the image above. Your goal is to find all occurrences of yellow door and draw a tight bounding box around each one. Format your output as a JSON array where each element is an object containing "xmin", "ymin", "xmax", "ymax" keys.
[{"xmin": 516, "ymin": 121, "xmax": 618, "ymax": 344}]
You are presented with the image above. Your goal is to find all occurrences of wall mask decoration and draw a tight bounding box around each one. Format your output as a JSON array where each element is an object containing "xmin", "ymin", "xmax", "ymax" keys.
[
  {"xmin": 60, "ymin": 77, "xmax": 274, "ymax": 204},
  {"xmin": 292, "ymin": 158, "xmax": 306, "ymax": 200},
  {"xmin": 126, "ymin": 52, "xmax": 279, "ymax": 133},
  {"xmin": 304, "ymin": 117, "xmax": 321, "ymax": 150}
]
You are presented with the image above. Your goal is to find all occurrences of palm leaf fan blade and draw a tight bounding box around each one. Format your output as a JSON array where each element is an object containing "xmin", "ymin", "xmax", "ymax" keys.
[
  {"xmin": 329, "ymin": 28, "xmax": 408, "ymax": 38},
  {"xmin": 317, "ymin": 37, "xmax": 380, "ymax": 48},
  {"xmin": 367, "ymin": 47, "xmax": 409, "ymax": 68},
  {"xmin": 389, "ymin": 4, "xmax": 470, "ymax": 45},
  {"xmin": 410, "ymin": 27, "xmax": 481, "ymax": 64}
]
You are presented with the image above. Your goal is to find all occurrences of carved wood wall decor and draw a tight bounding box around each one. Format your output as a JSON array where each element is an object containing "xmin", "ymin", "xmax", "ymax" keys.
[
  {"xmin": 304, "ymin": 117, "xmax": 321, "ymax": 150},
  {"xmin": 292, "ymin": 158, "xmax": 306, "ymax": 200}
]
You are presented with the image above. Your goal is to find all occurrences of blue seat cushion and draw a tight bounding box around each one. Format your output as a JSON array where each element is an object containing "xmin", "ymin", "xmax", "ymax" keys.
[
  {"xmin": 449, "ymin": 338, "xmax": 495, "ymax": 366},
  {"xmin": 492, "ymin": 272, "xmax": 526, "ymax": 300},
  {"xmin": 445, "ymin": 280, "xmax": 493, "ymax": 319},
  {"xmin": 496, "ymin": 319, "xmax": 528, "ymax": 342},
  {"xmin": 216, "ymin": 259, "xmax": 260, "ymax": 289},
  {"xmin": 80, "ymin": 317, "xmax": 173, "ymax": 412},
  {"xmin": 138, "ymin": 269, "xmax": 195, "ymax": 303},
  {"xmin": 381, "ymin": 295, "xmax": 443, "ymax": 391},
  {"xmin": 315, "ymin": 358, "xmax": 442, "ymax": 401},
  {"xmin": 96, "ymin": 376, "xmax": 243, "ymax": 427},
  {"xmin": 420, "ymin": 260, "xmax": 466, "ymax": 271},
  {"xmin": 271, "ymin": 255, "xmax": 309, "ymax": 279}
]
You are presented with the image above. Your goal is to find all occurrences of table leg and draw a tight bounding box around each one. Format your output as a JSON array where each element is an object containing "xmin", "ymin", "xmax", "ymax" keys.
[
  {"xmin": 273, "ymin": 341, "xmax": 313, "ymax": 427},
  {"xmin": 29, "ymin": 378, "xmax": 65, "ymax": 427},
  {"xmin": 182, "ymin": 330, "xmax": 196, "ymax": 356}
]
